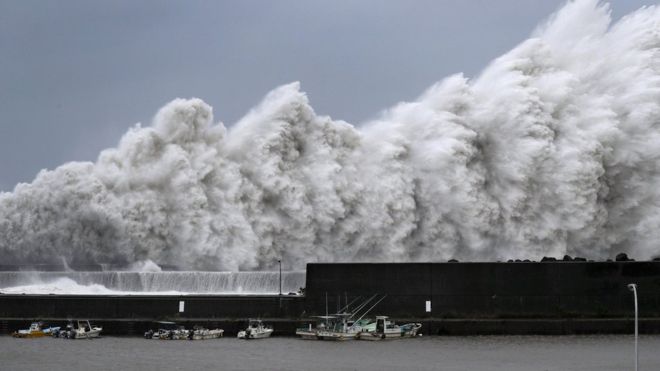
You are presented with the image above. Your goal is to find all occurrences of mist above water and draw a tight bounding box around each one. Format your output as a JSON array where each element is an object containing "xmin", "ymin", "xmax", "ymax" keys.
[{"xmin": 2, "ymin": 0, "xmax": 660, "ymax": 270}]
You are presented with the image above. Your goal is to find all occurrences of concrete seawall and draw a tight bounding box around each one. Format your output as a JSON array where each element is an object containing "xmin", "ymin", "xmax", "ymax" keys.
[
  {"xmin": 0, "ymin": 295, "xmax": 304, "ymax": 319},
  {"xmin": 305, "ymin": 262, "xmax": 660, "ymax": 318}
]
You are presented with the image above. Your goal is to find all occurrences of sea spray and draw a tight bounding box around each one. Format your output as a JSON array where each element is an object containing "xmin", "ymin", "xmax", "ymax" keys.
[
  {"xmin": 0, "ymin": 271, "xmax": 307, "ymax": 295},
  {"xmin": 2, "ymin": 0, "xmax": 660, "ymax": 269}
]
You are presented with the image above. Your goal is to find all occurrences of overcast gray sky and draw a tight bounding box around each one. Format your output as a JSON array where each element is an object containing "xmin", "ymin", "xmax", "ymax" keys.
[{"xmin": 0, "ymin": 0, "xmax": 655, "ymax": 191}]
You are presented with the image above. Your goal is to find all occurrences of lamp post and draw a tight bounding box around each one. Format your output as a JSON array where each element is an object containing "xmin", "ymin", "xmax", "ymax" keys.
[
  {"xmin": 628, "ymin": 283, "xmax": 638, "ymax": 371},
  {"xmin": 278, "ymin": 259, "xmax": 282, "ymax": 296}
]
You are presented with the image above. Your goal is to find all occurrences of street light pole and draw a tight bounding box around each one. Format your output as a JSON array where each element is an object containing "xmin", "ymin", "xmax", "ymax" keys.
[
  {"xmin": 628, "ymin": 283, "xmax": 638, "ymax": 371},
  {"xmin": 278, "ymin": 259, "xmax": 282, "ymax": 296}
]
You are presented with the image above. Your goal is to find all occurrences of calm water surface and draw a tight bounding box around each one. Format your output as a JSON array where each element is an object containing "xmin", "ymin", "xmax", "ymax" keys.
[{"xmin": 1, "ymin": 335, "xmax": 658, "ymax": 370}]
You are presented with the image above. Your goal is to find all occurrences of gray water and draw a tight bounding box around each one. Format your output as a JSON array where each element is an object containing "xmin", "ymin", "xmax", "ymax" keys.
[{"xmin": 1, "ymin": 335, "xmax": 658, "ymax": 371}]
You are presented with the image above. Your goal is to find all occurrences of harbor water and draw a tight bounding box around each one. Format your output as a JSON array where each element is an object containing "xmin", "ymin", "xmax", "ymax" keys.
[{"xmin": 2, "ymin": 335, "xmax": 659, "ymax": 371}]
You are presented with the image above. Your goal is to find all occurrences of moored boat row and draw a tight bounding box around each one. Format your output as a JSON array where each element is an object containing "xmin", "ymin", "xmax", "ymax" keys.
[
  {"xmin": 296, "ymin": 315, "xmax": 422, "ymax": 341},
  {"xmin": 11, "ymin": 316, "xmax": 420, "ymax": 341},
  {"xmin": 143, "ymin": 320, "xmax": 274, "ymax": 340},
  {"xmin": 143, "ymin": 321, "xmax": 225, "ymax": 340},
  {"xmin": 12, "ymin": 320, "xmax": 102, "ymax": 339},
  {"xmin": 295, "ymin": 294, "xmax": 422, "ymax": 341},
  {"xmin": 11, "ymin": 294, "xmax": 419, "ymax": 341}
]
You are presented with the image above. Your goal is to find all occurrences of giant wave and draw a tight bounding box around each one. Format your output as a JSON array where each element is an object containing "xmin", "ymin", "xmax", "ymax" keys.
[{"xmin": 2, "ymin": 0, "xmax": 660, "ymax": 270}]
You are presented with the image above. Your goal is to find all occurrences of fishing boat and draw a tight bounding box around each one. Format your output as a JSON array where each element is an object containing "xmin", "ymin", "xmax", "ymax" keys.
[
  {"xmin": 295, "ymin": 316, "xmax": 335, "ymax": 340},
  {"xmin": 57, "ymin": 320, "xmax": 102, "ymax": 339},
  {"xmin": 314, "ymin": 313, "xmax": 362, "ymax": 341},
  {"xmin": 237, "ymin": 319, "xmax": 273, "ymax": 339},
  {"xmin": 296, "ymin": 294, "xmax": 386, "ymax": 341},
  {"xmin": 12, "ymin": 322, "xmax": 60, "ymax": 338},
  {"xmin": 357, "ymin": 316, "xmax": 422, "ymax": 340}
]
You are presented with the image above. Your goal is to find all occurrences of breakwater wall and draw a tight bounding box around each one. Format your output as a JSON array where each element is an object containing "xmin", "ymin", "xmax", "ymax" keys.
[
  {"xmin": 302, "ymin": 261, "xmax": 660, "ymax": 334},
  {"xmin": 304, "ymin": 262, "xmax": 660, "ymax": 319},
  {"xmin": 2, "ymin": 261, "xmax": 660, "ymax": 335}
]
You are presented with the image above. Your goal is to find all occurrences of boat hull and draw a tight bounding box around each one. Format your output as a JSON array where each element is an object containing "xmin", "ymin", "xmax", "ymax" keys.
[
  {"xmin": 295, "ymin": 330, "xmax": 318, "ymax": 340},
  {"xmin": 358, "ymin": 323, "xmax": 422, "ymax": 340},
  {"xmin": 71, "ymin": 328, "xmax": 102, "ymax": 339},
  {"xmin": 237, "ymin": 329, "xmax": 273, "ymax": 339},
  {"xmin": 358, "ymin": 331, "xmax": 403, "ymax": 340},
  {"xmin": 315, "ymin": 330, "xmax": 358, "ymax": 341},
  {"xmin": 296, "ymin": 328, "xmax": 358, "ymax": 340},
  {"xmin": 147, "ymin": 328, "xmax": 224, "ymax": 340},
  {"xmin": 12, "ymin": 325, "xmax": 60, "ymax": 338},
  {"xmin": 12, "ymin": 331, "xmax": 47, "ymax": 338},
  {"xmin": 192, "ymin": 329, "xmax": 224, "ymax": 340}
]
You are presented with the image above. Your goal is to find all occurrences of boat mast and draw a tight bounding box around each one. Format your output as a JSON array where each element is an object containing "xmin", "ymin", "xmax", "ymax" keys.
[
  {"xmin": 349, "ymin": 294, "xmax": 379, "ymax": 320},
  {"xmin": 353, "ymin": 295, "xmax": 387, "ymax": 324},
  {"xmin": 338, "ymin": 295, "xmax": 363, "ymax": 314}
]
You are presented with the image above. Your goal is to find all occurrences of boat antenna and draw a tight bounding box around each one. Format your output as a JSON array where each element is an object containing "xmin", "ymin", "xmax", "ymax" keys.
[
  {"xmin": 349, "ymin": 294, "xmax": 379, "ymax": 319},
  {"xmin": 353, "ymin": 295, "xmax": 387, "ymax": 324},
  {"xmin": 337, "ymin": 295, "xmax": 363, "ymax": 314}
]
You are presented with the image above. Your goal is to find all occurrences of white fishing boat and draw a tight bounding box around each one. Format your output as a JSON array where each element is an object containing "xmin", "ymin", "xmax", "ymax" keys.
[
  {"xmin": 12, "ymin": 322, "xmax": 60, "ymax": 338},
  {"xmin": 358, "ymin": 316, "xmax": 422, "ymax": 340},
  {"xmin": 237, "ymin": 319, "xmax": 273, "ymax": 339},
  {"xmin": 315, "ymin": 313, "xmax": 362, "ymax": 341},
  {"xmin": 295, "ymin": 316, "xmax": 334, "ymax": 340},
  {"xmin": 58, "ymin": 320, "xmax": 102, "ymax": 339},
  {"xmin": 191, "ymin": 326, "xmax": 224, "ymax": 340}
]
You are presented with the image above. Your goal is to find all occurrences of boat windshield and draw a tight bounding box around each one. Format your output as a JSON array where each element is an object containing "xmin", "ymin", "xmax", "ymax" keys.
[{"xmin": 354, "ymin": 319, "xmax": 372, "ymax": 327}]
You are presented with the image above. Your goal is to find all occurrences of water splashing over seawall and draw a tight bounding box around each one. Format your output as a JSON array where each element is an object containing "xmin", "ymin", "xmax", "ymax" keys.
[
  {"xmin": 0, "ymin": 271, "xmax": 306, "ymax": 295},
  {"xmin": 2, "ymin": 1, "xmax": 660, "ymax": 269}
]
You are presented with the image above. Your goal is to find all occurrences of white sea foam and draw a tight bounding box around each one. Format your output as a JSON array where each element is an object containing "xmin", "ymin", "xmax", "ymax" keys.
[
  {"xmin": 127, "ymin": 259, "xmax": 163, "ymax": 273},
  {"xmin": 0, "ymin": 271, "xmax": 306, "ymax": 295},
  {"xmin": 0, "ymin": 277, "xmax": 139, "ymax": 295},
  {"xmin": 1, "ymin": 0, "xmax": 660, "ymax": 270}
]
